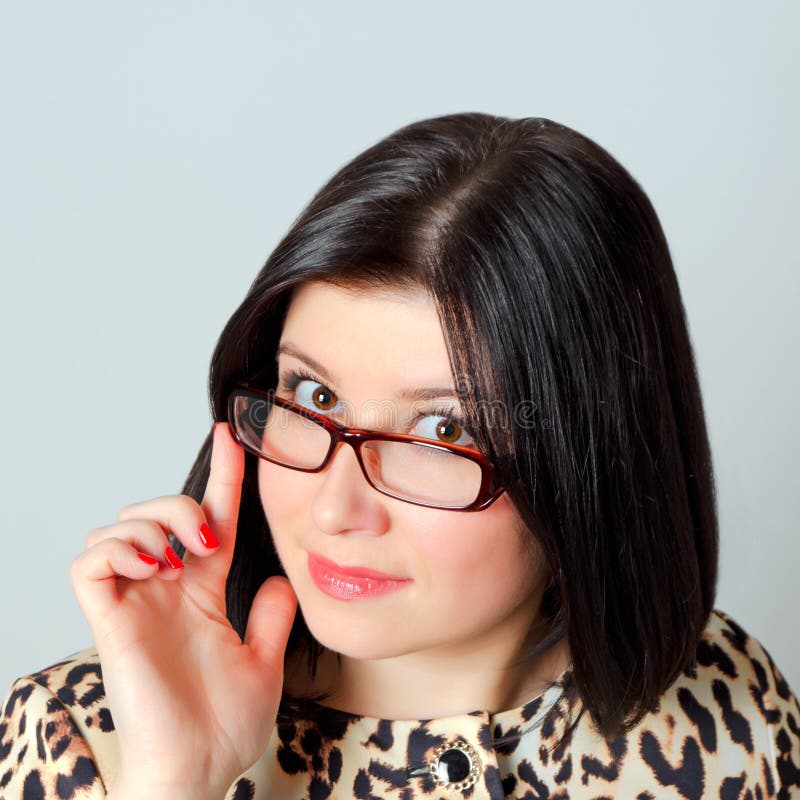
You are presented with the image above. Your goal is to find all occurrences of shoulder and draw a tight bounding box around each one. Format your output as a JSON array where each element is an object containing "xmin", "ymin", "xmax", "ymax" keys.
[
  {"xmin": 694, "ymin": 607, "xmax": 798, "ymax": 735},
  {"xmin": 702, "ymin": 607, "xmax": 792, "ymax": 681},
  {"xmin": 518, "ymin": 607, "xmax": 800, "ymax": 797},
  {"xmin": 698, "ymin": 609, "xmax": 800, "ymax": 763},
  {"xmin": 0, "ymin": 646, "xmax": 116, "ymax": 798},
  {"xmin": 598, "ymin": 607, "xmax": 799, "ymax": 794}
]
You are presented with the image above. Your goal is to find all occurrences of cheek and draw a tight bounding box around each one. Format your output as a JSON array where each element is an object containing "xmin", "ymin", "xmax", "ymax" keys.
[
  {"xmin": 258, "ymin": 459, "xmax": 304, "ymax": 522},
  {"xmin": 410, "ymin": 501, "xmax": 541, "ymax": 608},
  {"xmin": 257, "ymin": 460, "xmax": 311, "ymax": 572}
]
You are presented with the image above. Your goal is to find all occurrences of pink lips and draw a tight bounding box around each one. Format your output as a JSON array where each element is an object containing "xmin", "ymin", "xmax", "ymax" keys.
[{"xmin": 307, "ymin": 552, "xmax": 412, "ymax": 600}]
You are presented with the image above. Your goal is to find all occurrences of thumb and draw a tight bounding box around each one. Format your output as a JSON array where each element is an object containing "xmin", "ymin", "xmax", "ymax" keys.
[{"xmin": 244, "ymin": 576, "xmax": 298, "ymax": 671}]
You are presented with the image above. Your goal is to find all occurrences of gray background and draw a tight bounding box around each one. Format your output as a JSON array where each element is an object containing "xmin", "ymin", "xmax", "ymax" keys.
[{"xmin": 1, "ymin": 2, "xmax": 798, "ymax": 695}]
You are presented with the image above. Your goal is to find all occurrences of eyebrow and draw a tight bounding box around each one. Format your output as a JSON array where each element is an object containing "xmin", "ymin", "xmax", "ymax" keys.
[{"xmin": 276, "ymin": 342, "xmax": 460, "ymax": 402}]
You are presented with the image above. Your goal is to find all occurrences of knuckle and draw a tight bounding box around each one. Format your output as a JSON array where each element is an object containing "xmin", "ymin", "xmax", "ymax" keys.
[
  {"xmin": 261, "ymin": 600, "xmax": 294, "ymax": 626},
  {"xmin": 207, "ymin": 467, "xmax": 240, "ymax": 488},
  {"xmin": 116, "ymin": 497, "xmax": 161, "ymax": 521},
  {"xmin": 69, "ymin": 555, "xmax": 80, "ymax": 577},
  {"xmin": 175, "ymin": 493, "xmax": 201, "ymax": 517},
  {"xmin": 83, "ymin": 522, "xmax": 126, "ymax": 549},
  {"xmin": 214, "ymin": 514, "xmax": 238, "ymax": 533},
  {"xmin": 84, "ymin": 523, "xmax": 113, "ymax": 548},
  {"xmin": 69, "ymin": 552, "xmax": 86, "ymax": 580}
]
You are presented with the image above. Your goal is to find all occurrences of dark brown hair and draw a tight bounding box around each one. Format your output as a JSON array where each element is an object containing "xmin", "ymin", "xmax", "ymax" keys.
[{"xmin": 171, "ymin": 112, "xmax": 718, "ymax": 748}]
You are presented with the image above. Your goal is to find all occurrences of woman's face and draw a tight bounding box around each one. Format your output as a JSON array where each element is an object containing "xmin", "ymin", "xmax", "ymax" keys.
[{"xmin": 258, "ymin": 280, "xmax": 549, "ymax": 661}]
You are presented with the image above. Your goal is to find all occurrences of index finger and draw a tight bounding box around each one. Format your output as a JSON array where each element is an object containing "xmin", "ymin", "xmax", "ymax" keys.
[{"xmin": 194, "ymin": 421, "xmax": 245, "ymax": 575}]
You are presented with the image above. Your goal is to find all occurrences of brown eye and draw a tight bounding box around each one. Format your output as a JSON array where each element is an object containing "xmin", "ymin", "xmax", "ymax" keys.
[
  {"xmin": 435, "ymin": 418, "xmax": 462, "ymax": 444},
  {"xmin": 309, "ymin": 383, "xmax": 337, "ymax": 411},
  {"xmin": 411, "ymin": 409, "xmax": 472, "ymax": 447},
  {"xmin": 284, "ymin": 375, "xmax": 339, "ymax": 413}
]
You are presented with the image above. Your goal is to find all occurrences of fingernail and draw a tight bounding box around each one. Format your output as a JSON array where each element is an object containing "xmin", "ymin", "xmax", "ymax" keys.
[
  {"xmin": 137, "ymin": 552, "xmax": 158, "ymax": 565},
  {"xmin": 198, "ymin": 522, "xmax": 219, "ymax": 549},
  {"xmin": 164, "ymin": 546, "xmax": 184, "ymax": 569}
]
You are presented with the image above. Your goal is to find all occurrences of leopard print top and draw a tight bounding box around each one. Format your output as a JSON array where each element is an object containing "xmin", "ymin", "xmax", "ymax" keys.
[{"xmin": 1, "ymin": 608, "xmax": 798, "ymax": 799}]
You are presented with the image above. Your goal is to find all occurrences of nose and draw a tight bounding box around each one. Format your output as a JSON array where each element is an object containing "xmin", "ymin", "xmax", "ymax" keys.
[{"xmin": 310, "ymin": 438, "xmax": 387, "ymax": 535}]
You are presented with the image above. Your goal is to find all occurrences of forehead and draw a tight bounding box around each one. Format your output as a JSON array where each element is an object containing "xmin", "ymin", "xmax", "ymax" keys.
[
  {"xmin": 279, "ymin": 281, "xmax": 454, "ymax": 385},
  {"xmin": 284, "ymin": 280, "xmax": 432, "ymax": 316}
]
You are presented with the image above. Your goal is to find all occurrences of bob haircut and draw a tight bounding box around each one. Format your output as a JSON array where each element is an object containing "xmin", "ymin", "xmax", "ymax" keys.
[{"xmin": 173, "ymin": 112, "xmax": 718, "ymax": 748}]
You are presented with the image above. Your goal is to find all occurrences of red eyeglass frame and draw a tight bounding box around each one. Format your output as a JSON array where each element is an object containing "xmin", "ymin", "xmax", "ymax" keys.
[{"xmin": 225, "ymin": 381, "xmax": 506, "ymax": 512}]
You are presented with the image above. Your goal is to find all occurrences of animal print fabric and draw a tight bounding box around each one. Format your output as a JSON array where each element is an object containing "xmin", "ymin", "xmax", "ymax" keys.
[{"xmin": 1, "ymin": 608, "xmax": 798, "ymax": 798}]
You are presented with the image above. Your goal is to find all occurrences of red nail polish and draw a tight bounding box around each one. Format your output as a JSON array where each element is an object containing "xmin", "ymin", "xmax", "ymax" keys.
[
  {"xmin": 164, "ymin": 546, "xmax": 184, "ymax": 569},
  {"xmin": 199, "ymin": 522, "xmax": 219, "ymax": 549},
  {"xmin": 137, "ymin": 552, "xmax": 158, "ymax": 565}
]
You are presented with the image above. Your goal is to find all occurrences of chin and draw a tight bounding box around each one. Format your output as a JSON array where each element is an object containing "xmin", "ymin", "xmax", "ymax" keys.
[{"xmin": 302, "ymin": 609, "xmax": 414, "ymax": 661}]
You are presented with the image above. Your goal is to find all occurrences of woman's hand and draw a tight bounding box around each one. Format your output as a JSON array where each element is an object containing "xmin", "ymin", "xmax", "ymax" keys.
[{"xmin": 70, "ymin": 422, "xmax": 297, "ymax": 799}]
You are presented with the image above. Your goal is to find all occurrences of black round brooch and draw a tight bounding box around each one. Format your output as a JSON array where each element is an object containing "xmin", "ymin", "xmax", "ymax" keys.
[{"xmin": 428, "ymin": 739, "xmax": 482, "ymax": 792}]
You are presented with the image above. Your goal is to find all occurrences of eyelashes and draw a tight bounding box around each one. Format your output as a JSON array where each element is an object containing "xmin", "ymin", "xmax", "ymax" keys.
[
  {"xmin": 277, "ymin": 366, "xmax": 473, "ymax": 443},
  {"xmin": 278, "ymin": 366, "xmax": 336, "ymax": 401}
]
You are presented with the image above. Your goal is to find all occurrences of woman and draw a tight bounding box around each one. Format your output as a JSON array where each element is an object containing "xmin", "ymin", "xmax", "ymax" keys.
[{"xmin": 2, "ymin": 112, "xmax": 798, "ymax": 799}]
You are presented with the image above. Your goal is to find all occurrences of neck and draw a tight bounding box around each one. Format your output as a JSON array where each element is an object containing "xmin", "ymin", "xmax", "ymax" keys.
[{"xmin": 284, "ymin": 604, "xmax": 570, "ymax": 720}]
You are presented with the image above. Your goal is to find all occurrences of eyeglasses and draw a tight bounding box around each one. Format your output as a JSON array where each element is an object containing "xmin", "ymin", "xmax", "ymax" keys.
[{"xmin": 225, "ymin": 383, "xmax": 505, "ymax": 511}]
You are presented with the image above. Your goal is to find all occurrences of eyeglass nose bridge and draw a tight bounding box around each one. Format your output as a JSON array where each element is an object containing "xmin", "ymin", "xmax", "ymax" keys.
[{"xmin": 317, "ymin": 424, "xmax": 382, "ymax": 482}]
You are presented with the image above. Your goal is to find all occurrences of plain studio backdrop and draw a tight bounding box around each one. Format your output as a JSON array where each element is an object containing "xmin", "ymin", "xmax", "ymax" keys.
[{"xmin": 0, "ymin": 2, "xmax": 797, "ymax": 696}]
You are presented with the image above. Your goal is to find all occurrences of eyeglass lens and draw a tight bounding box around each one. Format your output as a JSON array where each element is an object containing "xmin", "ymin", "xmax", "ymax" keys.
[{"xmin": 230, "ymin": 391, "xmax": 483, "ymax": 508}]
